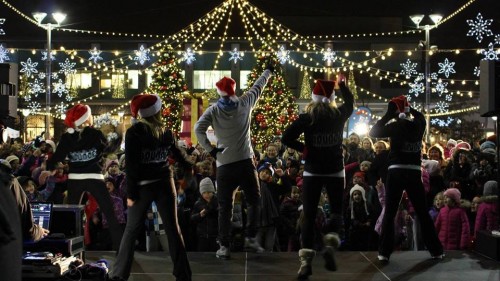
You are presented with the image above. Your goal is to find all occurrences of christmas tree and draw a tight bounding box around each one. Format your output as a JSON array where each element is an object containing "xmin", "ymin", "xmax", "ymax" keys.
[
  {"xmin": 144, "ymin": 44, "xmax": 188, "ymax": 133},
  {"xmin": 299, "ymin": 71, "xmax": 312, "ymax": 99},
  {"xmin": 246, "ymin": 52, "xmax": 299, "ymax": 148}
]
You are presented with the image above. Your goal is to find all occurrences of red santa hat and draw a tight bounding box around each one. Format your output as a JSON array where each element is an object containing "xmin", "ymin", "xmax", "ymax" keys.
[
  {"xmin": 312, "ymin": 80, "xmax": 335, "ymax": 103},
  {"xmin": 64, "ymin": 104, "xmax": 92, "ymax": 134},
  {"xmin": 216, "ymin": 76, "xmax": 238, "ymax": 102},
  {"xmin": 390, "ymin": 95, "xmax": 410, "ymax": 119},
  {"xmin": 130, "ymin": 94, "xmax": 162, "ymax": 122}
]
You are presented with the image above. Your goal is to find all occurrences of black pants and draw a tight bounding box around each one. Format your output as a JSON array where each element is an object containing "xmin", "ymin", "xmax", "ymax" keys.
[
  {"xmin": 111, "ymin": 178, "xmax": 191, "ymax": 281},
  {"xmin": 217, "ymin": 159, "xmax": 261, "ymax": 247},
  {"xmin": 301, "ymin": 176, "xmax": 344, "ymax": 249},
  {"xmin": 67, "ymin": 178, "xmax": 124, "ymax": 250},
  {"xmin": 378, "ymin": 169, "xmax": 443, "ymax": 257}
]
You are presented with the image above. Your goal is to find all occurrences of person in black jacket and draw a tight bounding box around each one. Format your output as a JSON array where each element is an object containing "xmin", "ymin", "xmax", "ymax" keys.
[
  {"xmin": 282, "ymin": 80, "xmax": 353, "ymax": 279},
  {"xmin": 369, "ymin": 95, "xmax": 443, "ymax": 263},
  {"xmin": 110, "ymin": 94, "xmax": 193, "ymax": 281},
  {"xmin": 46, "ymin": 104, "xmax": 123, "ymax": 250},
  {"xmin": 191, "ymin": 177, "xmax": 219, "ymax": 252}
]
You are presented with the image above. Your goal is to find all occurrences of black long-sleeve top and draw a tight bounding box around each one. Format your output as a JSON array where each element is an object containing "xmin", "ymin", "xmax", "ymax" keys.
[
  {"xmin": 282, "ymin": 84, "xmax": 354, "ymax": 174},
  {"xmin": 369, "ymin": 108, "xmax": 425, "ymax": 168}
]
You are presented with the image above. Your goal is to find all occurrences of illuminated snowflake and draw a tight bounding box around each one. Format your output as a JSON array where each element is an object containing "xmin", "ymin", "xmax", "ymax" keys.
[
  {"xmin": 431, "ymin": 117, "xmax": 454, "ymax": 127},
  {"xmin": 409, "ymin": 77, "xmax": 424, "ymax": 97},
  {"xmin": 435, "ymin": 101, "xmax": 449, "ymax": 113},
  {"xmin": 55, "ymin": 102, "xmax": 67, "ymax": 116},
  {"xmin": 0, "ymin": 44, "xmax": 9, "ymax": 63},
  {"xmin": 23, "ymin": 94, "xmax": 31, "ymax": 102},
  {"xmin": 28, "ymin": 79, "xmax": 45, "ymax": 96},
  {"xmin": 52, "ymin": 79, "xmax": 68, "ymax": 97},
  {"xmin": 430, "ymin": 72, "xmax": 438, "ymax": 80},
  {"xmin": 182, "ymin": 48, "xmax": 196, "ymax": 65},
  {"xmin": 481, "ymin": 43, "xmax": 499, "ymax": 60},
  {"xmin": 495, "ymin": 34, "xmax": 500, "ymax": 45},
  {"xmin": 437, "ymin": 58, "xmax": 456, "ymax": 78},
  {"xmin": 134, "ymin": 45, "xmax": 150, "ymax": 65},
  {"xmin": 466, "ymin": 13, "xmax": 493, "ymax": 43},
  {"xmin": 228, "ymin": 48, "xmax": 243, "ymax": 63},
  {"xmin": 20, "ymin": 58, "xmax": 39, "ymax": 77},
  {"xmin": 276, "ymin": 45, "xmax": 290, "ymax": 64},
  {"xmin": 65, "ymin": 94, "xmax": 73, "ymax": 102},
  {"xmin": 58, "ymin": 58, "xmax": 76, "ymax": 76},
  {"xmin": 474, "ymin": 66, "xmax": 480, "ymax": 77},
  {"xmin": 28, "ymin": 101, "xmax": 41, "ymax": 113},
  {"xmin": 51, "ymin": 72, "xmax": 59, "ymax": 80},
  {"xmin": 322, "ymin": 48, "xmax": 336, "ymax": 63},
  {"xmin": 41, "ymin": 51, "xmax": 56, "ymax": 61},
  {"xmin": 434, "ymin": 81, "xmax": 448, "ymax": 97},
  {"xmin": 38, "ymin": 72, "xmax": 46, "ymax": 79},
  {"xmin": 400, "ymin": 59, "xmax": 418, "ymax": 77},
  {"xmin": 445, "ymin": 94, "xmax": 453, "ymax": 102},
  {"xmin": 88, "ymin": 47, "xmax": 103, "ymax": 63},
  {"xmin": 0, "ymin": 18, "xmax": 4, "ymax": 35}
]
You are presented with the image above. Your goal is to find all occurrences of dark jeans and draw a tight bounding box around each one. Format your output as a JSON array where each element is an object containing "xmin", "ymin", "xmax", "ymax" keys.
[
  {"xmin": 301, "ymin": 176, "xmax": 344, "ymax": 249},
  {"xmin": 378, "ymin": 169, "xmax": 443, "ymax": 257},
  {"xmin": 67, "ymin": 178, "xmax": 124, "ymax": 250},
  {"xmin": 111, "ymin": 178, "xmax": 191, "ymax": 281},
  {"xmin": 217, "ymin": 159, "xmax": 261, "ymax": 247}
]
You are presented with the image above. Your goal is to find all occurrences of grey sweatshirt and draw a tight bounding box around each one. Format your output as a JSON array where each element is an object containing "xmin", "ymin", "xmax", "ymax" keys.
[{"xmin": 195, "ymin": 70, "xmax": 272, "ymax": 167}]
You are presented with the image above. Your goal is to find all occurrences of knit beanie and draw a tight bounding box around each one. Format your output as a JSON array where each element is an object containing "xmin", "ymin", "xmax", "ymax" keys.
[
  {"xmin": 199, "ymin": 177, "xmax": 215, "ymax": 194},
  {"xmin": 353, "ymin": 171, "xmax": 366, "ymax": 181},
  {"xmin": 422, "ymin": 159, "xmax": 440, "ymax": 176},
  {"xmin": 447, "ymin": 138, "xmax": 457, "ymax": 148},
  {"xmin": 360, "ymin": 161, "xmax": 371, "ymax": 169},
  {"xmin": 349, "ymin": 184, "xmax": 369, "ymax": 219},
  {"xmin": 480, "ymin": 140, "xmax": 496, "ymax": 152},
  {"xmin": 483, "ymin": 180, "xmax": 498, "ymax": 196},
  {"xmin": 444, "ymin": 188, "xmax": 461, "ymax": 204},
  {"xmin": 5, "ymin": 155, "xmax": 19, "ymax": 165}
]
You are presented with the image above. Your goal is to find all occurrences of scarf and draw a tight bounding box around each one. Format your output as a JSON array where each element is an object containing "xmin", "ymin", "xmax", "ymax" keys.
[{"xmin": 217, "ymin": 98, "xmax": 238, "ymax": 111}]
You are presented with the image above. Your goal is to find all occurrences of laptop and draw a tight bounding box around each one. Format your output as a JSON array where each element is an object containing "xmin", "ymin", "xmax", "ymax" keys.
[{"xmin": 31, "ymin": 202, "xmax": 53, "ymax": 231}]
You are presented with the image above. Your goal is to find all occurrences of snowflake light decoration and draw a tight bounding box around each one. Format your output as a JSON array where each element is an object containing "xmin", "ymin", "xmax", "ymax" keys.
[
  {"xmin": 134, "ymin": 45, "xmax": 150, "ymax": 65},
  {"xmin": 88, "ymin": 47, "xmax": 103, "ymax": 63},
  {"xmin": 41, "ymin": 51, "xmax": 56, "ymax": 61},
  {"xmin": 52, "ymin": 79, "xmax": 68, "ymax": 97},
  {"xmin": 409, "ymin": 77, "xmax": 424, "ymax": 97},
  {"xmin": 474, "ymin": 66, "xmax": 480, "ymax": 77},
  {"xmin": 481, "ymin": 43, "xmax": 499, "ymax": 60},
  {"xmin": 28, "ymin": 101, "xmax": 41, "ymax": 113},
  {"xmin": 55, "ymin": 102, "xmax": 67, "ymax": 116},
  {"xmin": 466, "ymin": 13, "xmax": 493, "ymax": 43},
  {"xmin": 434, "ymin": 81, "xmax": 448, "ymax": 97},
  {"xmin": 0, "ymin": 44, "xmax": 9, "ymax": 63},
  {"xmin": 0, "ymin": 18, "xmax": 5, "ymax": 35},
  {"xmin": 94, "ymin": 113, "xmax": 119, "ymax": 128},
  {"xmin": 431, "ymin": 117, "xmax": 454, "ymax": 127},
  {"xmin": 38, "ymin": 72, "xmax": 46, "ymax": 79},
  {"xmin": 400, "ymin": 59, "xmax": 418, "ymax": 78},
  {"xmin": 495, "ymin": 34, "xmax": 500, "ymax": 45},
  {"xmin": 445, "ymin": 94, "xmax": 453, "ymax": 102},
  {"xmin": 20, "ymin": 58, "xmax": 39, "ymax": 77},
  {"xmin": 228, "ymin": 48, "xmax": 243, "ymax": 63},
  {"xmin": 276, "ymin": 45, "xmax": 290, "ymax": 64},
  {"xmin": 182, "ymin": 48, "xmax": 196, "ymax": 65},
  {"xmin": 28, "ymin": 79, "xmax": 45, "ymax": 96},
  {"xmin": 434, "ymin": 101, "xmax": 449, "ymax": 113},
  {"xmin": 437, "ymin": 58, "xmax": 456, "ymax": 78},
  {"xmin": 322, "ymin": 48, "xmax": 337, "ymax": 63},
  {"xmin": 106, "ymin": 132, "xmax": 119, "ymax": 142},
  {"xmin": 58, "ymin": 58, "xmax": 76, "ymax": 76},
  {"xmin": 51, "ymin": 72, "xmax": 59, "ymax": 80}
]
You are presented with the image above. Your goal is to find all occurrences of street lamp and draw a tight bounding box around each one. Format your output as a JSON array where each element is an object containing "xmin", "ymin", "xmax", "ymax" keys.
[
  {"xmin": 21, "ymin": 108, "xmax": 30, "ymax": 141},
  {"xmin": 410, "ymin": 13, "xmax": 442, "ymax": 144},
  {"xmin": 32, "ymin": 11, "xmax": 66, "ymax": 139}
]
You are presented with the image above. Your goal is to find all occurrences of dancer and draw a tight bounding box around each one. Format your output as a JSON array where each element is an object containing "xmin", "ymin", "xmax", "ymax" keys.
[
  {"xmin": 110, "ymin": 94, "xmax": 193, "ymax": 281},
  {"xmin": 194, "ymin": 65, "xmax": 274, "ymax": 259},
  {"xmin": 369, "ymin": 95, "xmax": 444, "ymax": 262},
  {"xmin": 46, "ymin": 104, "xmax": 123, "ymax": 250},
  {"xmin": 282, "ymin": 79, "xmax": 354, "ymax": 279}
]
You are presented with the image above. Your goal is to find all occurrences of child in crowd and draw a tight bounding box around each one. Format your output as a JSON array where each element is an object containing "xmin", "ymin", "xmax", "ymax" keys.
[
  {"xmin": 422, "ymin": 159, "xmax": 445, "ymax": 209},
  {"xmin": 99, "ymin": 177, "xmax": 127, "ymax": 250},
  {"xmin": 280, "ymin": 186, "xmax": 302, "ymax": 252},
  {"xmin": 231, "ymin": 189, "xmax": 245, "ymax": 252},
  {"xmin": 17, "ymin": 174, "xmax": 56, "ymax": 202},
  {"xmin": 191, "ymin": 177, "xmax": 219, "ymax": 252},
  {"xmin": 256, "ymin": 163, "xmax": 281, "ymax": 252},
  {"xmin": 429, "ymin": 192, "xmax": 445, "ymax": 222},
  {"xmin": 435, "ymin": 188, "xmax": 470, "ymax": 250},
  {"xmin": 474, "ymin": 180, "xmax": 499, "ymax": 236},
  {"xmin": 345, "ymin": 184, "xmax": 372, "ymax": 251}
]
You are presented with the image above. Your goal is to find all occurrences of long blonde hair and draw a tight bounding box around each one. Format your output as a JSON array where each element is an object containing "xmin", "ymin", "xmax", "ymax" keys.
[
  {"xmin": 138, "ymin": 111, "xmax": 165, "ymax": 140},
  {"xmin": 305, "ymin": 101, "xmax": 340, "ymax": 125}
]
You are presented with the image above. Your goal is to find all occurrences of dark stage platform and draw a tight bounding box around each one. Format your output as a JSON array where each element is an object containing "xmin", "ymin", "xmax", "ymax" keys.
[{"xmin": 84, "ymin": 250, "xmax": 500, "ymax": 281}]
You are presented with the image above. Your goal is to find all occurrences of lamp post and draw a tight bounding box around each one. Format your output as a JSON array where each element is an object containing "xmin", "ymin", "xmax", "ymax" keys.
[
  {"xmin": 21, "ymin": 109, "xmax": 30, "ymax": 141},
  {"xmin": 32, "ymin": 12, "xmax": 66, "ymax": 139},
  {"xmin": 410, "ymin": 14, "xmax": 442, "ymax": 144}
]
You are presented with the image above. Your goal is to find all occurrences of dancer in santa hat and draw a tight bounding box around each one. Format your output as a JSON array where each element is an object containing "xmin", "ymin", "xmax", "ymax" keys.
[
  {"xmin": 110, "ymin": 94, "xmax": 193, "ymax": 281},
  {"xmin": 46, "ymin": 103, "xmax": 124, "ymax": 251},
  {"xmin": 195, "ymin": 63, "xmax": 275, "ymax": 260},
  {"xmin": 282, "ymin": 79, "xmax": 354, "ymax": 279},
  {"xmin": 369, "ymin": 95, "xmax": 444, "ymax": 263}
]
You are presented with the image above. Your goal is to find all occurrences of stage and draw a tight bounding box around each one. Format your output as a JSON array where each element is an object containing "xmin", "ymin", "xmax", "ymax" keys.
[{"xmin": 83, "ymin": 250, "xmax": 500, "ymax": 281}]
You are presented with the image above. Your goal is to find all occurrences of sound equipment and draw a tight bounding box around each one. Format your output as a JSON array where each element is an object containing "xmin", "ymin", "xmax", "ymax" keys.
[
  {"xmin": 475, "ymin": 229, "xmax": 500, "ymax": 260},
  {"xmin": 0, "ymin": 63, "xmax": 18, "ymax": 119},
  {"xmin": 52, "ymin": 204, "xmax": 85, "ymax": 238},
  {"xmin": 23, "ymin": 236, "xmax": 85, "ymax": 258},
  {"xmin": 480, "ymin": 60, "xmax": 500, "ymax": 117}
]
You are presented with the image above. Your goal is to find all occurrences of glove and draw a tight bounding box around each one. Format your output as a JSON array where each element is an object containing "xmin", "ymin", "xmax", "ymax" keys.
[
  {"xmin": 210, "ymin": 147, "xmax": 224, "ymax": 159},
  {"xmin": 265, "ymin": 63, "xmax": 275, "ymax": 74}
]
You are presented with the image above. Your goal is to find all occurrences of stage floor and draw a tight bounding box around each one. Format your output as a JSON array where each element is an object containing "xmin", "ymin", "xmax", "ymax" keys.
[{"xmin": 85, "ymin": 250, "xmax": 500, "ymax": 281}]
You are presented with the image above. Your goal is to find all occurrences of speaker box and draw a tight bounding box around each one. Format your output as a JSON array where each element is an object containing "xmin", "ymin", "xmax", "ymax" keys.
[
  {"xmin": 51, "ymin": 204, "xmax": 85, "ymax": 238},
  {"xmin": 0, "ymin": 63, "xmax": 18, "ymax": 118},
  {"xmin": 475, "ymin": 230, "xmax": 500, "ymax": 260},
  {"xmin": 480, "ymin": 60, "xmax": 500, "ymax": 117}
]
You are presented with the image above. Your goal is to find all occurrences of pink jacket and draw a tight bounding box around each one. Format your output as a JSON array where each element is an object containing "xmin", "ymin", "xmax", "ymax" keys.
[
  {"xmin": 435, "ymin": 205, "xmax": 470, "ymax": 250},
  {"xmin": 474, "ymin": 195, "xmax": 499, "ymax": 236}
]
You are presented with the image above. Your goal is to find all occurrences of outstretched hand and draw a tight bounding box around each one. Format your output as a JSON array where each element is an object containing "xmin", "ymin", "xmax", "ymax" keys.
[{"xmin": 265, "ymin": 63, "xmax": 275, "ymax": 74}]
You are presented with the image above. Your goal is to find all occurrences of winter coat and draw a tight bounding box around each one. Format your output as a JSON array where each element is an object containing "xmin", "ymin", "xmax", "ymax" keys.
[
  {"xmin": 280, "ymin": 197, "xmax": 302, "ymax": 234},
  {"xmin": 474, "ymin": 195, "xmax": 499, "ymax": 235},
  {"xmin": 191, "ymin": 196, "xmax": 219, "ymax": 238},
  {"xmin": 435, "ymin": 205, "xmax": 470, "ymax": 250}
]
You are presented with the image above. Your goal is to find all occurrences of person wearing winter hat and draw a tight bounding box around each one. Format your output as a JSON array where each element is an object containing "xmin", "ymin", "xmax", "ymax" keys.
[
  {"xmin": 474, "ymin": 180, "xmax": 499, "ymax": 235},
  {"xmin": 444, "ymin": 139, "xmax": 457, "ymax": 159},
  {"xmin": 346, "ymin": 184, "xmax": 372, "ymax": 251},
  {"xmin": 110, "ymin": 93, "xmax": 193, "ymax": 281},
  {"xmin": 199, "ymin": 177, "xmax": 216, "ymax": 194},
  {"xmin": 46, "ymin": 103, "xmax": 124, "ymax": 251},
  {"xmin": 191, "ymin": 177, "xmax": 219, "ymax": 252},
  {"xmin": 5, "ymin": 155, "xmax": 20, "ymax": 173},
  {"xmin": 369, "ymin": 96, "xmax": 443, "ymax": 262},
  {"xmin": 195, "ymin": 63, "xmax": 275, "ymax": 260},
  {"xmin": 282, "ymin": 79, "xmax": 353, "ymax": 279},
  {"xmin": 436, "ymin": 188, "xmax": 470, "ymax": 250}
]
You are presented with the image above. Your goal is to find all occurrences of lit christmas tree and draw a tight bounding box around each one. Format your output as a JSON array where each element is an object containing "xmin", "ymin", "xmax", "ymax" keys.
[
  {"xmin": 347, "ymin": 70, "xmax": 358, "ymax": 100},
  {"xmin": 299, "ymin": 71, "xmax": 312, "ymax": 99},
  {"xmin": 246, "ymin": 52, "xmax": 299, "ymax": 148},
  {"xmin": 144, "ymin": 44, "xmax": 188, "ymax": 133}
]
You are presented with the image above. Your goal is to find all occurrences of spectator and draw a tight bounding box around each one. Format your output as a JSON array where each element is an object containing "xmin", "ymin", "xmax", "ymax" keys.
[
  {"xmin": 191, "ymin": 177, "xmax": 219, "ymax": 252},
  {"xmin": 474, "ymin": 180, "xmax": 499, "ymax": 236},
  {"xmin": 435, "ymin": 188, "xmax": 470, "ymax": 250}
]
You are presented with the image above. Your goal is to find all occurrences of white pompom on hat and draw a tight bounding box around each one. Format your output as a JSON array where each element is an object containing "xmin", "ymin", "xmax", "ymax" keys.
[
  {"xmin": 64, "ymin": 104, "xmax": 92, "ymax": 134},
  {"xmin": 216, "ymin": 76, "xmax": 238, "ymax": 102},
  {"xmin": 311, "ymin": 79, "xmax": 335, "ymax": 103},
  {"xmin": 130, "ymin": 94, "xmax": 162, "ymax": 122},
  {"xmin": 390, "ymin": 95, "xmax": 410, "ymax": 119}
]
